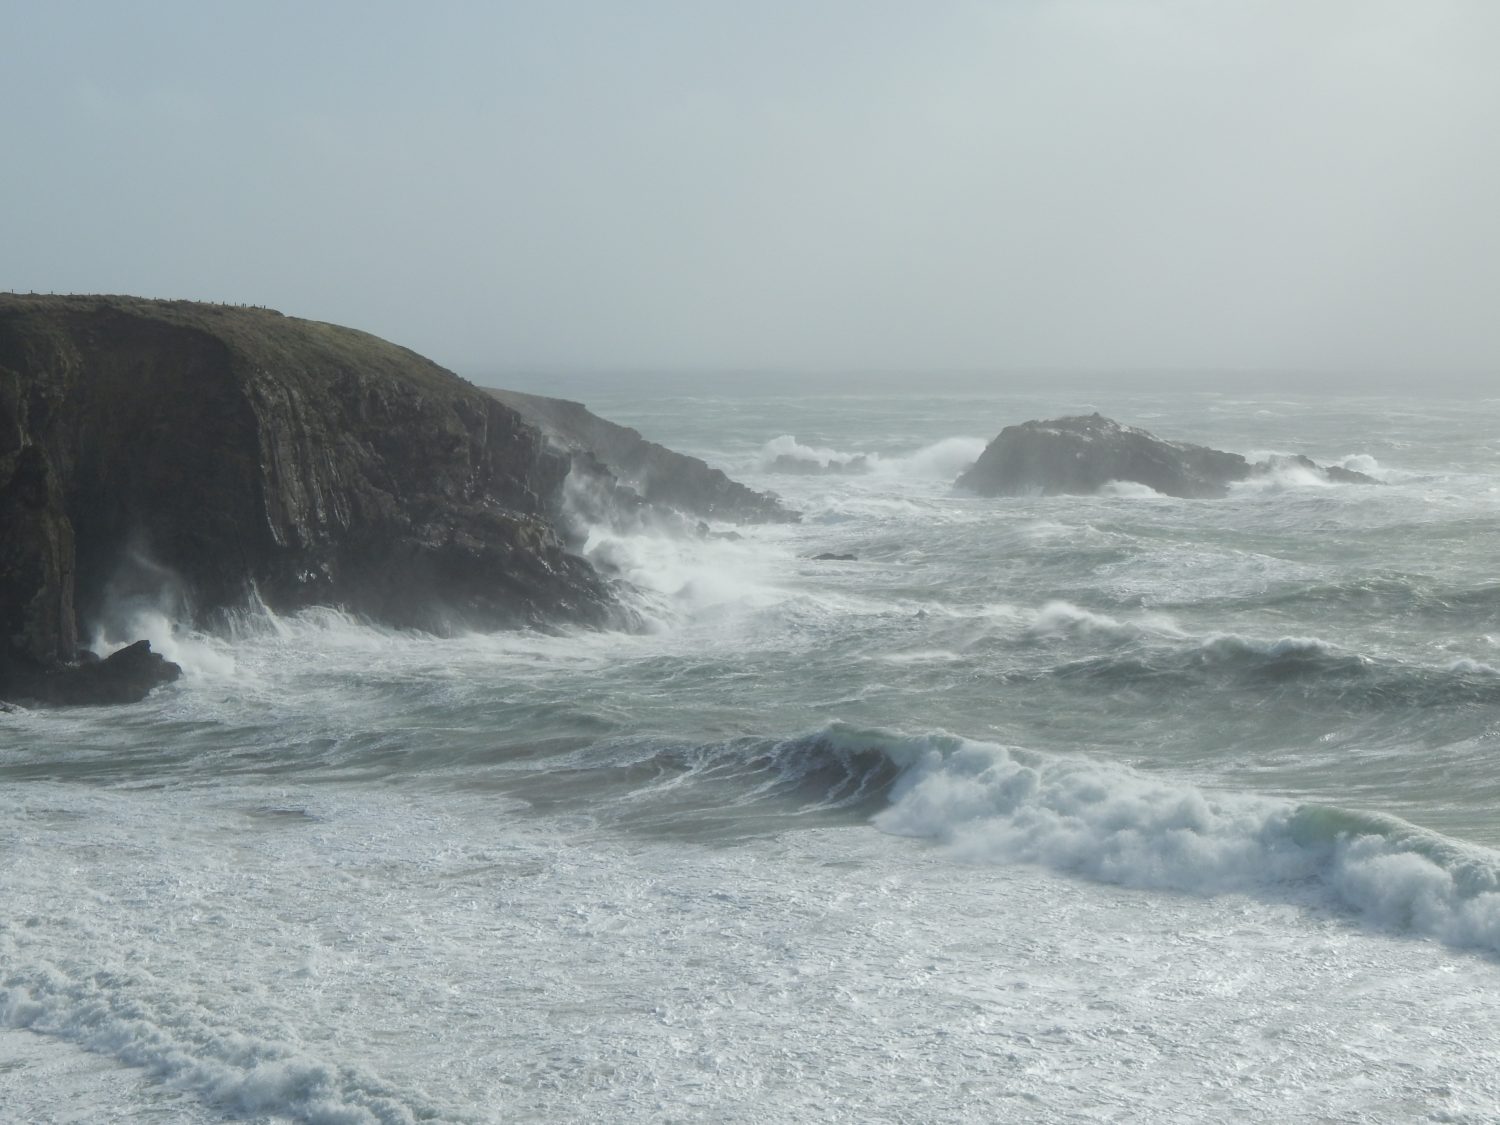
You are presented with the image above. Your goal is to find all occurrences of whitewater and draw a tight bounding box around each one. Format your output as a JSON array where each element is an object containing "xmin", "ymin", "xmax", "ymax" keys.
[{"xmin": 3, "ymin": 375, "xmax": 1500, "ymax": 1123}]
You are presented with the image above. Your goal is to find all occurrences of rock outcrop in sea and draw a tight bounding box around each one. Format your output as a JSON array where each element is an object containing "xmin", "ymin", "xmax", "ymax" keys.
[
  {"xmin": 1, "ymin": 295, "xmax": 630, "ymax": 703},
  {"xmin": 489, "ymin": 388, "xmax": 797, "ymax": 525},
  {"xmin": 765, "ymin": 451, "xmax": 872, "ymax": 475},
  {"xmin": 955, "ymin": 413, "xmax": 1378, "ymax": 499}
]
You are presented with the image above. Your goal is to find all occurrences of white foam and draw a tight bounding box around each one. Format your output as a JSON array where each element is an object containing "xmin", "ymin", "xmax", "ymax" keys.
[
  {"xmin": 1449, "ymin": 657, "xmax": 1500, "ymax": 676},
  {"xmin": 754, "ymin": 433, "xmax": 986, "ymax": 481},
  {"xmin": 1231, "ymin": 459, "xmax": 1335, "ymax": 494},
  {"xmin": 871, "ymin": 436, "xmax": 988, "ymax": 480},
  {"xmin": 1338, "ymin": 453, "xmax": 1382, "ymax": 476},
  {"xmin": 880, "ymin": 649, "xmax": 963, "ymax": 665},
  {"xmin": 1198, "ymin": 632, "xmax": 1339, "ymax": 659},
  {"xmin": 1023, "ymin": 600, "xmax": 1184, "ymax": 643},
  {"xmin": 89, "ymin": 609, "xmax": 238, "ymax": 682},
  {"xmin": 575, "ymin": 519, "xmax": 793, "ymax": 632},
  {"xmin": 9, "ymin": 777, "xmax": 1499, "ymax": 1124},
  {"xmin": 756, "ymin": 433, "xmax": 869, "ymax": 472},
  {"xmin": 1099, "ymin": 479, "xmax": 1166, "ymax": 498},
  {"xmin": 845, "ymin": 724, "xmax": 1500, "ymax": 952}
]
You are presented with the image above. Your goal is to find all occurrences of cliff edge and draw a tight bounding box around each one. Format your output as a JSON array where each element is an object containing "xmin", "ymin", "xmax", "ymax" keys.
[
  {"xmin": 488, "ymin": 388, "xmax": 797, "ymax": 525},
  {"xmin": 1, "ymin": 295, "xmax": 614, "ymax": 702}
]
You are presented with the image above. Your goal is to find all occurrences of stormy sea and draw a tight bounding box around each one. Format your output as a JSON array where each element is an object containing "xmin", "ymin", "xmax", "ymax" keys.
[{"xmin": 4, "ymin": 374, "xmax": 1500, "ymax": 1124}]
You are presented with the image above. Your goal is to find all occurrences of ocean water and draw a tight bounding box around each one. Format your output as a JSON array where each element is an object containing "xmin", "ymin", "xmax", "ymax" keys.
[{"xmin": 3, "ymin": 375, "xmax": 1500, "ymax": 1123}]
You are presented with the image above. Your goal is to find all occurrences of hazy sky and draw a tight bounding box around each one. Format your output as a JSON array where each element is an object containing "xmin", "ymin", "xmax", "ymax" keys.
[{"xmin": 5, "ymin": 1, "xmax": 1498, "ymax": 376}]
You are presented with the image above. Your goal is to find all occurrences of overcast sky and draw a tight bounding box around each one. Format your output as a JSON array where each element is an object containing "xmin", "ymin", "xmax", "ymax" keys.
[{"xmin": 4, "ymin": 1, "xmax": 1498, "ymax": 377}]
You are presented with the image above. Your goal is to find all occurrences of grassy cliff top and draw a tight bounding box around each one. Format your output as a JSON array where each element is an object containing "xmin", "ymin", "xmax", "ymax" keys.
[{"xmin": 0, "ymin": 293, "xmax": 465, "ymax": 396}]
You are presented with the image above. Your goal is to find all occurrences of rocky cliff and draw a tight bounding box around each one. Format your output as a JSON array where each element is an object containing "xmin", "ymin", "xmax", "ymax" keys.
[
  {"xmin": 955, "ymin": 413, "xmax": 1377, "ymax": 498},
  {"xmin": 488, "ymin": 388, "xmax": 797, "ymax": 525},
  {"xmin": 1, "ymin": 295, "xmax": 617, "ymax": 702}
]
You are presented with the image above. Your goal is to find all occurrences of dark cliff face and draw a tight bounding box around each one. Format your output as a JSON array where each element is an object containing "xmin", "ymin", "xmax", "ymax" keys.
[
  {"xmin": 955, "ymin": 414, "xmax": 1377, "ymax": 499},
  {"xmin": 0, "ymin": 296, "xmax": 615, "ymax": 700},
  {"xmin": 489, "ymin": 388, "xmax": 798, "ymax": 525}
]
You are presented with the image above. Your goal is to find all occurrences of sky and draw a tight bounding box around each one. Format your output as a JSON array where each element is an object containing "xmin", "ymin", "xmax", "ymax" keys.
[{"xmin": 4, "ymin": 1, "xmax": 1499, "ymax": 378}]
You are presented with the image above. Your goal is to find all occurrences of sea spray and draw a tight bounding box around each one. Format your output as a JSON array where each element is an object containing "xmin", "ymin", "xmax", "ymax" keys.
[{"xmin": 756, "ymin": 434, "xmax": 986, "ymax": 480}]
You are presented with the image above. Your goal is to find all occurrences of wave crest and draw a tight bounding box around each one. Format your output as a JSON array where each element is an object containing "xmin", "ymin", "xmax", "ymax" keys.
[
  {"xmin": 791, "ymin": 722, "xmax": 1500, "ymax": 953},
  {"xmin": 756, "ymin": 434, "xmax": 986, "ymax": 480}
]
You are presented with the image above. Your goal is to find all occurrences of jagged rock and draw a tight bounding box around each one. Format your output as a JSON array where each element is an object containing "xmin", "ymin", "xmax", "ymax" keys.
[
  {"xmin": 0, "ymin": 434, "xmax": 77, "ymax": 672},
  {"xmin": 1263, "ymin": 453, "xmax": 1377, "ymax": 486},
  {"xmin": 955, "ymin": 414, "xmax": 1378, "ymax": 499},
  {"xmin": 0, "ymin": 295, "xmax": 620, "ymax": 702},
  {"xmin": 489, "ymin": 389, "xmax": 797, "ymax": 524},
  {"xmin": 767, "ymin": 453, "xmax": 871, "ymax": 475},
  {"xmin": 6, "ymin": 640, "xmax": 181, "ymax": 706}
]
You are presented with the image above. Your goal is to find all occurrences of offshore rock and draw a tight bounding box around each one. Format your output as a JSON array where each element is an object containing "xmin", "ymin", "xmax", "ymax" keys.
[
  {"xmin": 489, "ymin": 388, "xmax": 798, "ymax": 524},
  {"xmin": 766, "ymin": 452, "xmax": 872, "ymax": 475},
  {"xmin": 5, "ymin": 640, "xmax": 181, "ymax": 706},
  {"xmin": 0, "ymin": 295, "xmax": 616, "ymax": 702},
  {"xmin": 955, "ymin": 414, "xmax": 1378, "ymax": 499}
]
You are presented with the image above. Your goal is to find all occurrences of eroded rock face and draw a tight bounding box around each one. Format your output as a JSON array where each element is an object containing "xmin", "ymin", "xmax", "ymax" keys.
[
  {"xmin": 0, "ymin": 295, "xmax": 618, "ymax": 702},
  {"xmin": 489, "ymin": 389, "xmax": 798, "ymax": 525},
  {"xmin": 955, "ymin": 414, "xmax": 1377, "ymax": 499},
  {"xmin": 0, "ymin": 421, "xmax": 77, "ymax": 673}
]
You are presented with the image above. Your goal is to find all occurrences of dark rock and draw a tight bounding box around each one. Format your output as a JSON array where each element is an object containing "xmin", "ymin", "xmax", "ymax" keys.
[
  {"xmin": 1263, "ymin": 454, "xmax": 1378, "ymax": 486},
  {"xmin": 809, "ymin": 552, "xmax": 858, "ymax": 561},
  {"xmin": 0, "ymin": 295, "xmax": 621, "ymax": 702},
  {"xmin": 955, "ymin": 414, "xmax": 1379, "ymax": 498},
  {"xmin": 489, "ymin": 389, "xmax": 798, "ymax": 525},
  {"xmin": 5, "ymin": 639, "xmax": 180, "ymax": 706},
  {"xmin": 1324, "ymin": 463, "xmax": 1378, "ymax": 485},
  {"xmin": 0, "ymin": 415, "xmax": 78, "ymax": 673},
  {"xmin": 767, "ymin": 453, "xmax": 871, "ymax": 475},
  {"xmin": 955, "ymin": 414, "xmax": 1248, "ymax": 499}
]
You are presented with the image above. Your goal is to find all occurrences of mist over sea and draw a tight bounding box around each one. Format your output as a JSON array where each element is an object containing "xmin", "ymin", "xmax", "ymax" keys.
[{"xmin": 4, "ymin": 375, "xmax": 1500, "ymax": 1123}]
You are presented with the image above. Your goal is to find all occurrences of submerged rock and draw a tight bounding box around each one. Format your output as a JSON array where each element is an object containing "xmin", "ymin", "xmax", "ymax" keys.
[
  {"xmin": 490, "ymin": 389, "xmax": 798, "ymax": 525},
  {"xmin": 808, "ymin": 552, "xmax": 858, "ymax": 561},
  {"xmin": 955, "ymin": 414, "xmax": 1378, "ymax": 499},
  {"xmin": 0, "ymin": 294, "xmax": 618, "ymax": 702}
]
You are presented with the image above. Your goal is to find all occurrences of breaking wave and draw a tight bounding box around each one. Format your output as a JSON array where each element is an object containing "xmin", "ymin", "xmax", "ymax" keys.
[
  {"xmin": 1099, "ymin": 479, "xmax": 1166, "ymax": 498},
  {"xmin": 1230, "ymin": 458, "xmax": 1337, "ymax": 493},
  {"xmin": 757, "ymin": 434, "xmax": 873, "ymax": 474},
  {"xmin": 990, "ymin": 602, "xmax": 1500, "ymax": 710},
  {"xmin": 482, "ymin": 721, "xmax": 1500, "ymax": 954},
  {"xmin": 775, "ymin": 723, "xmax": 1500, "ymax": 954},
  {"xmin": 756, "ymin": 434, "xmax": 986, "ymax": 480}
]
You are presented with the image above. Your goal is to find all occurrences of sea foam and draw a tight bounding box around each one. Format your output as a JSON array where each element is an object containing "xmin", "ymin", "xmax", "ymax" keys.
[
  {"xmin": 0, "ymin": 960, "xmax": 433, "ymax": 1125},
  {"xmin": 799, "ymin": 724, "xmax": 1500, "ymax": 953},
  {"xmin": 755, "ymin": 434, "xmax": 986, "ymax": 481}
]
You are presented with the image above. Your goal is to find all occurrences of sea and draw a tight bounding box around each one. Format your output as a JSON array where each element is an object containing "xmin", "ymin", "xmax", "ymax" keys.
[{"xmin": 3, "ymin": 373, "xmax": 1500, "ymax": 1124}]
